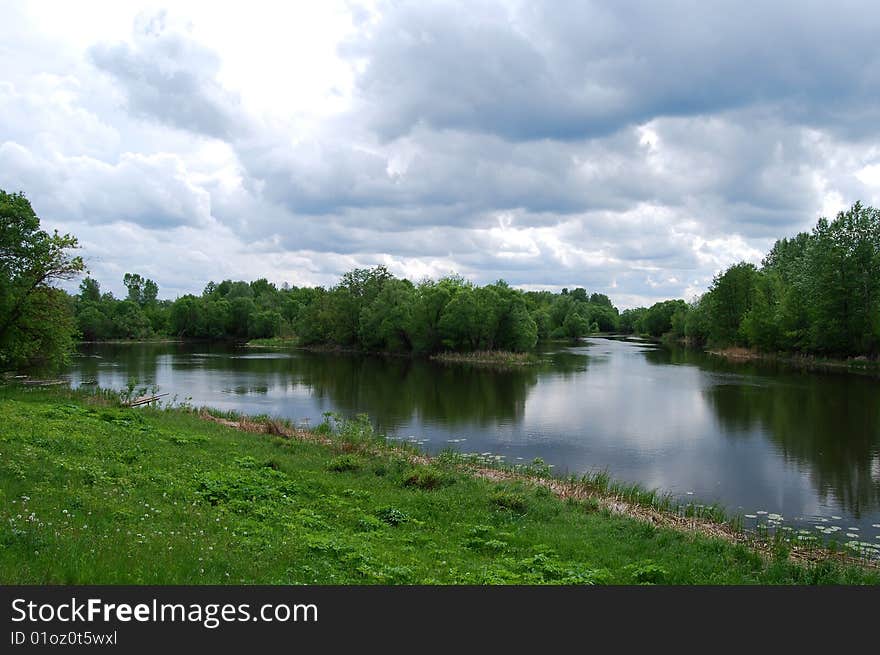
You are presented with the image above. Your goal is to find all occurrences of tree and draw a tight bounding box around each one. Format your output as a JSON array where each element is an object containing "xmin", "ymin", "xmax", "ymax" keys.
[
  {"xmin": 705, "ymin": 262, "xmax": 759, "ymax": 345},
  {"xmin": 562, "ymin": 312, "xmax": 590, "ymax": 341},
  {"xmin": 79, "ymin": 277, "xmax": 101, "ymax": 303},
  {"xmin": 805, "ymin": 203, "xmax": 880, "ymax": 354},
  {"xmin": 639, "ymin": 299, "xmax": 687, "ymax": 337},
  {"xmin": 439, "ymin": 286, "xmax": 481, "ymax": 350},
  {"xmin": 359, "ymin": 278, "xmax": 415, "ymax": 351},
  {"xmin": 0, "ymin": 190, "xmax": 84, "ymax": 370},
  {"xmin": 123, "ymin": 272, "xmax": 159, "ymax": 306}
]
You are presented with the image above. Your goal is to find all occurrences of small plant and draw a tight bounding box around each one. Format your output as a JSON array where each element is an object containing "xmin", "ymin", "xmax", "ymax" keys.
[
  {"xmin": 401, "ymin": 466, "xmax": 455, "ymax": 490},
  {"xmin": 356, "ymin": 515, "xmax": 385, "ymax": 531},
  {"xmin": 375, "ymin": 507, "xmax": 408, "ymax": 526},
  {"xmin": 520, "ymin": 457, "xmax": 553, "ymax": 477},
  {"xmin": 627, "ymin": 561, "xmax": 668, "ymax": 584},
  {"xmin": 490, "ymin": 490, "xmax": 529, "ymax": 514},
  {"xmin": 327, "ymin": 454, "xmax": 362, "ymax": 473}
]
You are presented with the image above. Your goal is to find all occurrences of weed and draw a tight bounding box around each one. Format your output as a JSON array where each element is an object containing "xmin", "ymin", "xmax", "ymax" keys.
[
  {"xmin": 376, "ymin": 507, "xmax": 408, "ymax": 526},
  {"xmin": 490, "ymin": 489, "xmax": 529, "ymax": 514},
  {"xmin": 401, "ymin": 466, "xmax": 455, "ymax": 491},
  {"xmin": 327, "ymin": 455, "xmax": 363, "ymax": 473}
]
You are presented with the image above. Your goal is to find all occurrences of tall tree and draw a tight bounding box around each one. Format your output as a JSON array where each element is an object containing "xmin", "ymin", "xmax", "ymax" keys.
[{"xmin": 0, "ymin": 190, "xmax": 84, "ymax": 370}]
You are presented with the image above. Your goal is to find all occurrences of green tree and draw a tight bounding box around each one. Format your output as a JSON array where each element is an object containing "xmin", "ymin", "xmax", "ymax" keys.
[
  {"xmin": 359, "ymin": 278, "xmax": 415, "ymax": 351},
  {"xmin": 805, "ymin": 203, "xmax": 880, "ymax": 354},
  {"xmin": 0, "ymin": 190, "xmax": 84, "ymax": 370},
  {"xmin": 79, "ymin": 277, "xmax": 101, "ymax": 303},
  {"xmin": 439, "ymin": 286, "xmax": 481, "ymax": 350},
  {"xmin": 562, "ymin": 312, "xmax": 590, "ymax": 341},
  {"xmin": 705, "ymin": 262, "xmax": 759, "ymax": 345}
]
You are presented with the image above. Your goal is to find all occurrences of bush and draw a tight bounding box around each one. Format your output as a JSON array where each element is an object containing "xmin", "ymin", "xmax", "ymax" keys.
[
  {"xmin": 375, "ymin": 507, "xmax": 408, "ymax": 526},
  {"xmin": 490, "ymin": 489, "xmax": 529, "ymax": 513},
  {"xmin": 401, "ymin": 466, "xmax": 455, "ymax": 490},
  {"xmin": 327, "ymin": 455, "xmax": 362, "ymax": 472}
]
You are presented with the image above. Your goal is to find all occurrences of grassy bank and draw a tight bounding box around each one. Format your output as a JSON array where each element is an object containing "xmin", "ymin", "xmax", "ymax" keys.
[
  {"xmin": 245, "ymin": 336, "xmax": 299, "ymax": 348},
  {"xmin": 707, "ymin": 346, "xmax": 880, "ymax": 374},
  {"xmin": 430, "ymin": 351, "xmax": 538, "ymax": 366},
  {"xmin": 0, "ymin": 385, "xmax": 877, "ymax": 585}
]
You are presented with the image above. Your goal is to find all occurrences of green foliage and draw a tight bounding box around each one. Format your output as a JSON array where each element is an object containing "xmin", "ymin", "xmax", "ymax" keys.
[
  {"xmin": 636, "ymin": 299, "xmax": 688, "ymax": 337},
  {"xmin": 375, "ymin": 507, "xmax": 409, "ymax": 526},
  {"xmin": 327, "ymin": 455, "xmax": 363, "ymax": 473},
  {"xmin": 490, "ymin": 489, "xmax": 529, "ymax": 513},
  {"xmin": 628, "ymin": 202, "xmax": 880, "ymax": 357},
  {"xmin": 401, "ymin": 466, "xmax": 455, "ymax": 490},
  {"xmin": 626, "ymin": 561, "xmax": 669, "ymax": 584},
  {"xmin": 1, "ymin": 387, "xmax": 877, "ymax": 585},
  {"xmin": 0, "ymin": 189, "xmax": 84, "ymax": 371}
]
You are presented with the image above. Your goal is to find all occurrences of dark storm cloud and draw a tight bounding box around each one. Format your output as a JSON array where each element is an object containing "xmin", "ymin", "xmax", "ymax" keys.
[{"xmin": 346, "ymin": 1, "xmax": 880, "ymax": 142}]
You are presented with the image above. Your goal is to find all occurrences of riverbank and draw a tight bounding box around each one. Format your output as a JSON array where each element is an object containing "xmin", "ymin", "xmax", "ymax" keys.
[
  {"xmin": 78, "ymin": 338, "xmax": 185, "ymax": 345},
  {"xmin": 244, "ymin": 336, "xmax": 299, "ymax": 348},
  {"xmin": 253, "ymin": 340, "xmax": 541, "ymax": 366},
  {"xmin": 707, "ymin": 346, "xmax": 880, "ymax": 373},
  {"xmin": 1, "ymin": 384, "xmax": 876, "ymax": 584},
  {"xmin": 430, "ymin": 350, "xmax": 538, "ymax": 366}
]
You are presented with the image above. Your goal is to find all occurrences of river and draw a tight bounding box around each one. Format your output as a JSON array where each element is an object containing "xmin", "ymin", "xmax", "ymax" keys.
[{"xmin": 66, "ymin": 337, "xmax": 880, "ymax": 546}]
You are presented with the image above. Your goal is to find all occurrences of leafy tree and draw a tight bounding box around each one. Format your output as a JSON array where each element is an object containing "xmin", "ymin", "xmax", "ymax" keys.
[
  {"xmin": 409, "ymin": 280, "xmax": 455, "ymax": 354},
  {"xmin": 639, "ymin": 299, "xmax": 688, "ymax": 337},
  {"xmin": 439, "ymin": 286, "xmax": 481, "ymax": 350},
  {"xmin": 619, "ymin": 308, "xmax": 645, "ymax": 334},
  {"xmin": 705, "ymin": 263, "xmax": 759, "ymax": 345},
  {"xmin": 77, "ymin": 304, "xmax": 112, "ymax": 342},
  {"xmin": 562, "ymin": 312, "xmax": 590, "ymax": 341},
  {"xmin": 359, "ymin": 278, "xmax": 415, "ymax": 351},
  {"xmin": 0, "ymin": 190, "xmax": 84, "ymax": 370},
  {"xmin": 249, "ymin": 310, "xmax": 283, "ymax": 339},
  {"xmin": 79, "ymin": 277, "xmax": 101, "ymax": 303}
]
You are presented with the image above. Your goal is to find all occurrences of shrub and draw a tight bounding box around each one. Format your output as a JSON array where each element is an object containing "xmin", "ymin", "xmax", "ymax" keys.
[
  {"xmin": 401, "ymin": 466, "xmax": 455, "ymax": 490},
  {"xmin": 375, "ymin": 507, "xmax": 408, "ymax": 526},
  {"xmin": 490, "ymin": 490, "xmax": 529, "ymax": 513},
  {"xmin": 327, "ymin": 454, "xmax": 362, "ymax": 472}
]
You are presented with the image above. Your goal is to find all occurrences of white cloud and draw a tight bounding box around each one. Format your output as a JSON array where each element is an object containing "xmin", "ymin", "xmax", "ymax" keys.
[{"xmin": 3, "ymin": 1, "xmax": 880, "ymax": 309}]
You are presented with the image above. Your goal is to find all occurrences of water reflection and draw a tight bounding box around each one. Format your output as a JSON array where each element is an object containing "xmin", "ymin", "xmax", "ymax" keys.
[
  {"xmin": 703, "ymin": 378, "xmax": 880, "ymax": 518},
  {"xmin": 67, "ymin": 339, "xmax": 880, "ymax": 530}
]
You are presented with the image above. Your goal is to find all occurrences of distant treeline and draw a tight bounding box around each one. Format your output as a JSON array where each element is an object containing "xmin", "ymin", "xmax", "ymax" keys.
[
  {"xmin": 6, "ymin": 183, "xmax": 878, "ymax": 373},
  {"xmin": 72, "ymin": 268, "xmax": 621, "ymax": 353},
  {"xmin": 621, "ymin": 202, "xmax": 880, "ymax": 357}
]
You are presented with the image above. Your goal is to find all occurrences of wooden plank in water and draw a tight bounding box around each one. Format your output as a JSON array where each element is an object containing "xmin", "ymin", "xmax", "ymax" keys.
[{"xmin": 125, "ymin": 393, "xmax": 169, "ymax": 407}]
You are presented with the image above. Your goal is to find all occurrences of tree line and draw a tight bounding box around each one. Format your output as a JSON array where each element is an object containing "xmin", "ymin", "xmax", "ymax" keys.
[
  {"xmin": 3, "ymin": 187, "xmax": 878, "ymax": 372},
  {"xmin": 621, "ymin": 202, "xmax": 880, "ymax": 357},
  {"xmin": 71, "ymin": 266, "xmax": 621, "ymax": 355}
]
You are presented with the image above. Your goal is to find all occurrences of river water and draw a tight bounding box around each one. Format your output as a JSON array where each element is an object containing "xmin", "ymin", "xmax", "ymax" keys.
[{"xmin": 66, "ymin": 337, "xmax": 880, "ymax": 546}]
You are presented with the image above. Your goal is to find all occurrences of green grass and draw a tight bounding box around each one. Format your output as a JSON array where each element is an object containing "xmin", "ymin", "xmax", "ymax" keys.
[
  {"xmin": 0, "ymin": 385, "xmax": 877, "ymax": 585},
  {"xmin": 245, "ymin": 336, "xmax": 299, "ymax": 348},
  {"xmin": 430, "ymin": 351, "xmax": 538, "ymax": 366}
]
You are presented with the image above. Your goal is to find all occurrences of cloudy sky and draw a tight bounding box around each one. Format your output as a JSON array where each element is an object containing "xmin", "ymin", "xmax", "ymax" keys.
[{"xmin": 3, "ymin": 1, "xmax": 880, "ymax": 307}]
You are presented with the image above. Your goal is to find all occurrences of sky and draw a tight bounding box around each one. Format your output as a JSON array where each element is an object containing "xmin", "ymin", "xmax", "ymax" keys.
[{"xmin": 2, "ymin": 0, "xmax": 880, "ymax": 307}]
